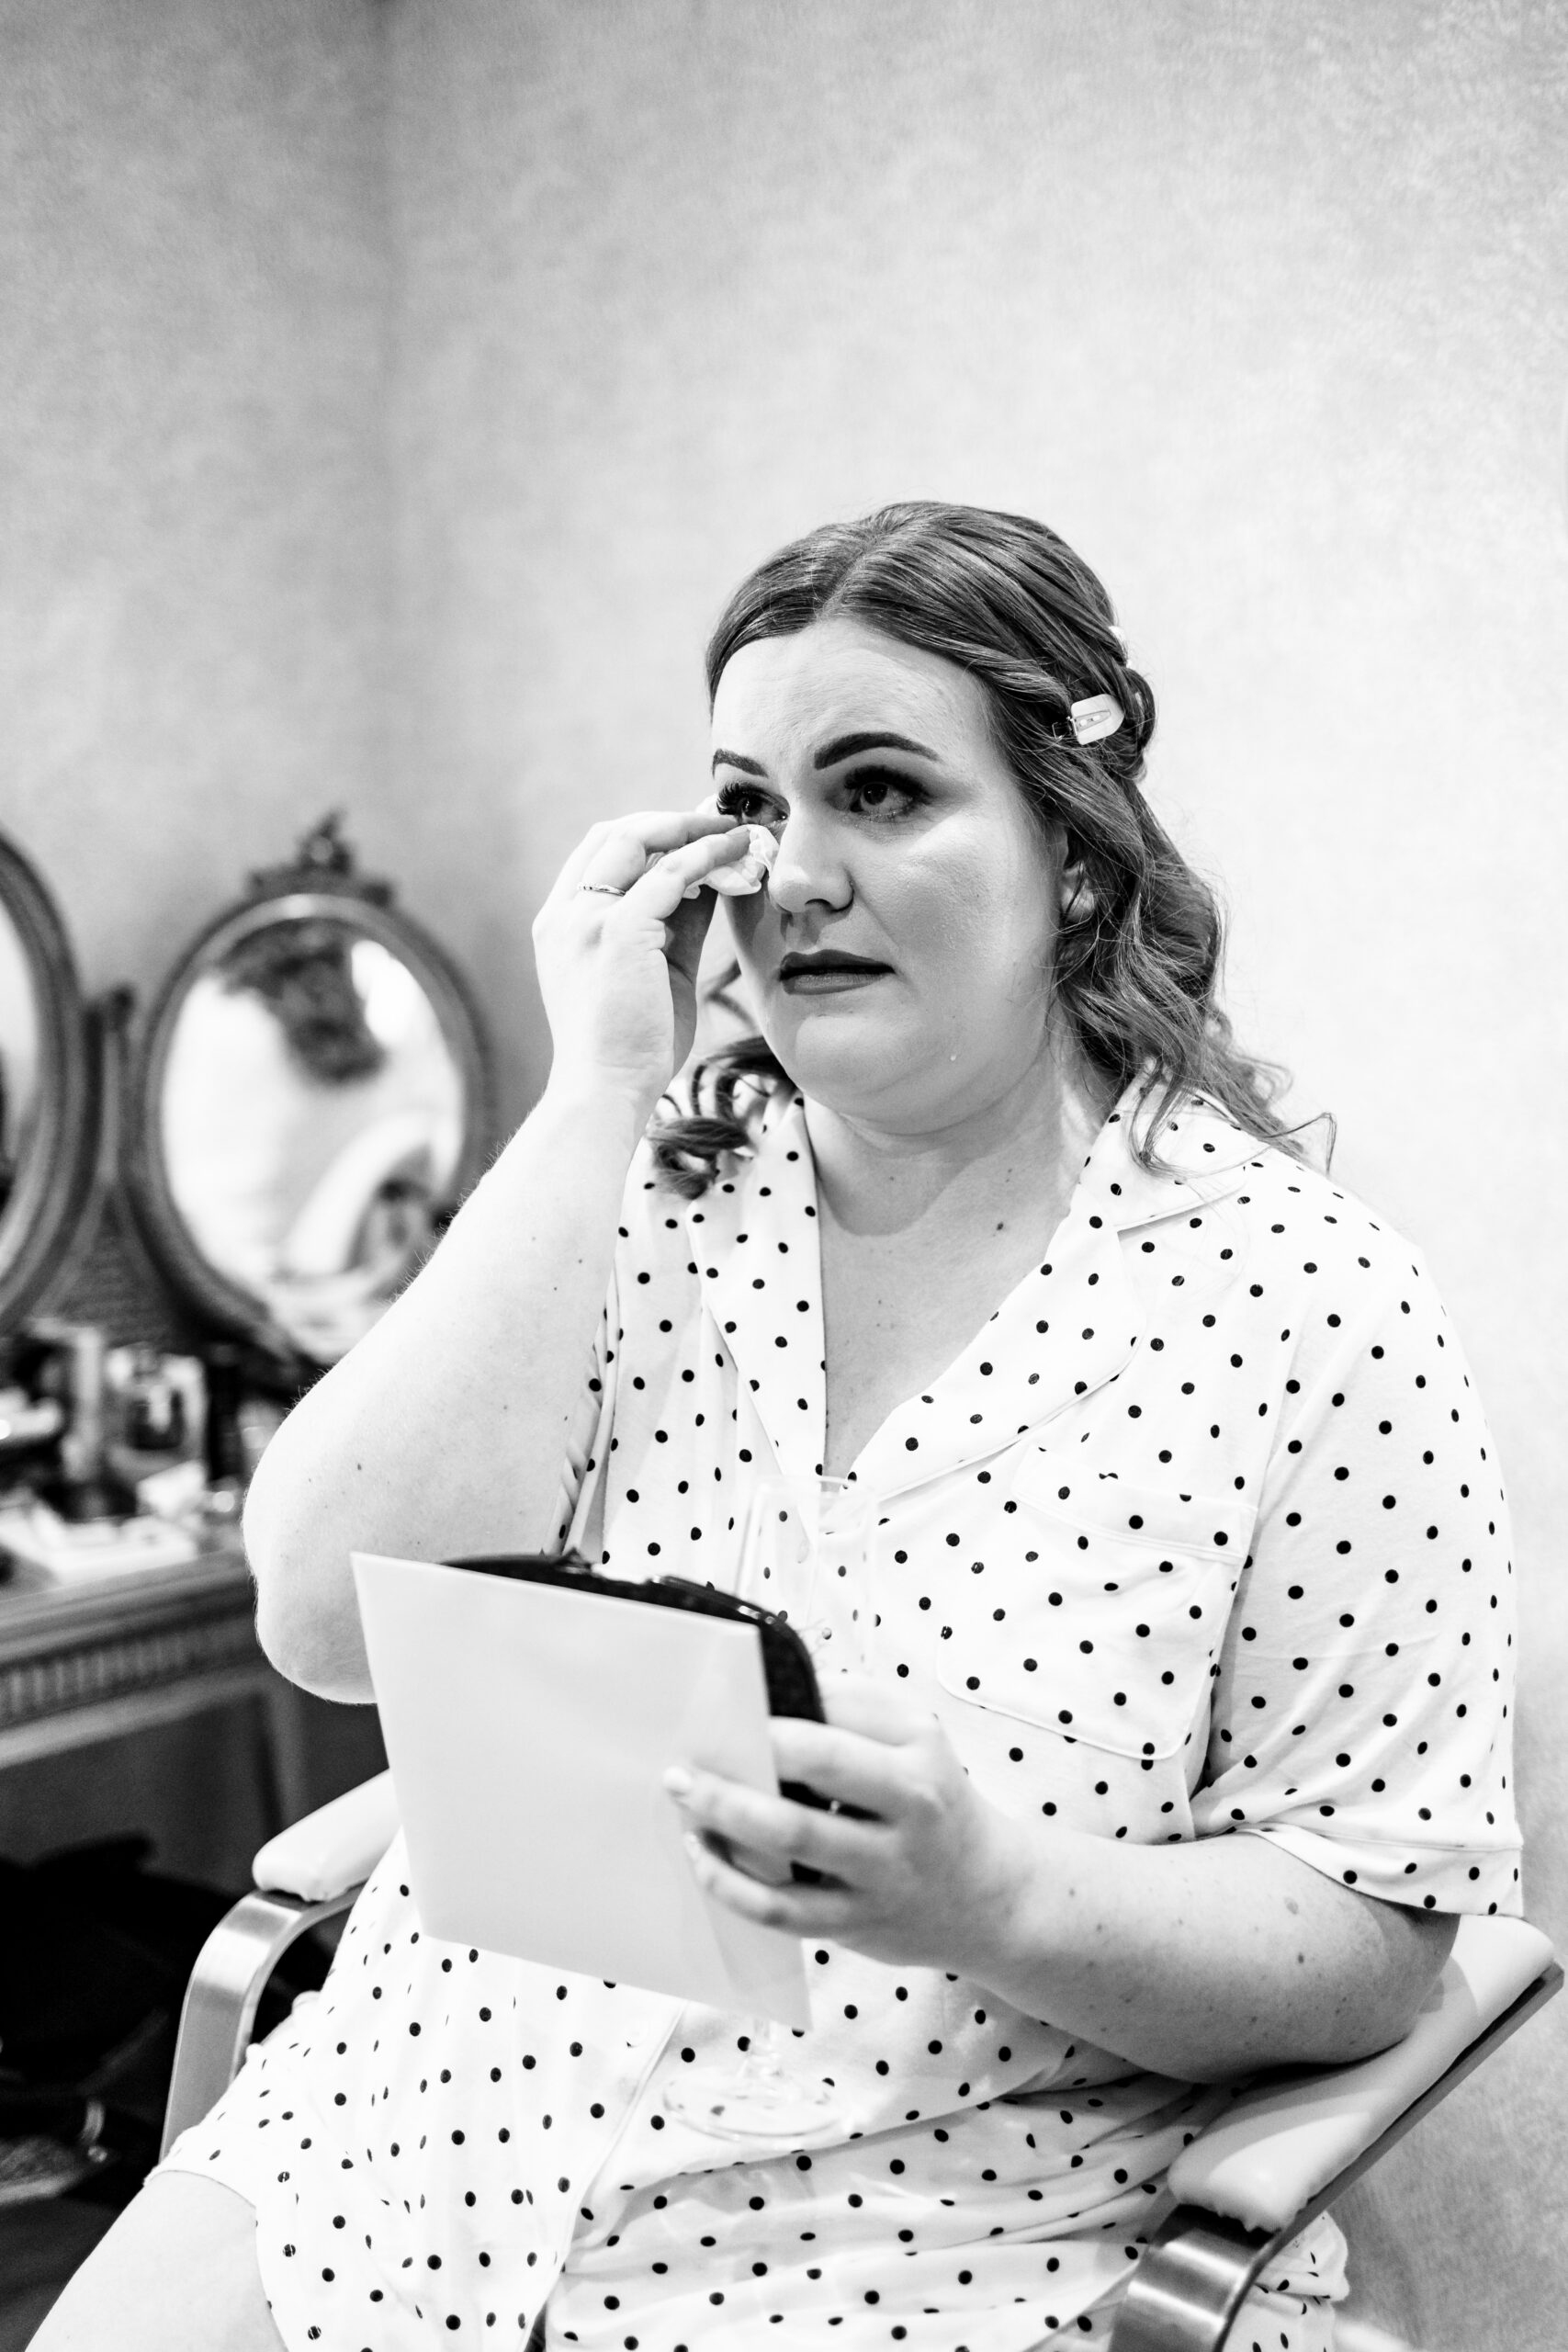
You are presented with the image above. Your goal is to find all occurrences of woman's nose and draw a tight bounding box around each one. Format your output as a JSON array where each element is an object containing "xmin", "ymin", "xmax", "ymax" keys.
[{"xmin": 765, "ymin": 808, "xmax": 852, "ymax": 917}]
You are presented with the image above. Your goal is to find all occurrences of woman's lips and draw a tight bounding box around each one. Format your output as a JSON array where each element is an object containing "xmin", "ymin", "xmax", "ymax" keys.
[{"xmin": 777, "ymin": 957, "xmax": 890, "ymax": 996}]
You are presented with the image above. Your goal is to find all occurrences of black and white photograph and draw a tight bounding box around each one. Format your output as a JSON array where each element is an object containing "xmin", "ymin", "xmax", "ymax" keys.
[{"xmin": 1, "ymin": 6, "xmax": 1563, "ymax": 2348}]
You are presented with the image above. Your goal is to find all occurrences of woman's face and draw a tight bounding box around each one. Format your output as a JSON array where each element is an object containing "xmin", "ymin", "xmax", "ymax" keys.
[{"xmin": 710, "ymin": 617, "xmax": 1069, "ymax": 1135}]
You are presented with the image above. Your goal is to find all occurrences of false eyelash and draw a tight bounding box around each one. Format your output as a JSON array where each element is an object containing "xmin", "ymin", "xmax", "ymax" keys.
[{"xmin": 715, "ymin": 780, "xmax": 786, "ymax": 834}]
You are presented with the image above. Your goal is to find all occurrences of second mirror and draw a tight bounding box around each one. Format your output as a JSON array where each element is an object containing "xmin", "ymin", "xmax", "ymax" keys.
[{"xmin": 128, "ymin": 819, "xmax": 493, "ymax": 1367}]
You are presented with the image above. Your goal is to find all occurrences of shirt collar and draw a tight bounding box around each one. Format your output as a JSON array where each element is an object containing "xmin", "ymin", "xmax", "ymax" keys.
[
  {"xmin": 682, "ymin": 1076, "xmax": 1268, "ymax": 1498},
  {"xmin": 1077, "ymin": 1078, "xmax": 1267, "ymax": 1232},
  {"xmin": 682, "ymin": 1085, "xmax": 828, "ymax": 1487}
]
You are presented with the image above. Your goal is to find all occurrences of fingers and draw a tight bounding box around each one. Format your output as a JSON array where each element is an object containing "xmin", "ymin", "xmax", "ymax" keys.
[
  {"xmin": 622, "ymin": 824, "xmax": 761, "ymax": 916},
  {"xmin": 552, "ymin": 810, "xmax": 740, "ymax": 903},
  {"xmin": 664, "ymin": 1763, "xmax": 881, "ymax": 1882},
  {"xmin": 769, "ymin": 1714, "xmax": 941, "ymax": 1820},
  {"xmin": 681, "ymin": 1826, "xmax": 860, "ymax": 1936}
]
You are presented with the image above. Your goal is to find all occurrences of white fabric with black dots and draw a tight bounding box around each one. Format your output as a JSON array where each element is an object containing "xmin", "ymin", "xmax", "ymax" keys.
[{"xmin": 161, "ymin": 1080, "xmax": 1518, "ymax": 2351}]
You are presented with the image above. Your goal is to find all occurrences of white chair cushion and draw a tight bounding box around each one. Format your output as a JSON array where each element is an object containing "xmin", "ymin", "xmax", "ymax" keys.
[
  {"xmin": 252, "ymin": 1770, "xmax": 400, "ymax": 1900},
  {"xmin": 1168, "ymin": 1914, "xmax": 1555, "ymax": 2233}
]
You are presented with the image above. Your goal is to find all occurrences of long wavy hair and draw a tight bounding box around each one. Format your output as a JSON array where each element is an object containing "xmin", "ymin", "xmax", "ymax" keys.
[{"xmin": 652, "ymin": 501, "xmax": 1311, "ymax": 1194}]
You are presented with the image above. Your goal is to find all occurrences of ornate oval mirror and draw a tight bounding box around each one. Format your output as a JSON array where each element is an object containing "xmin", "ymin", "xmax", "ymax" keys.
[
  {"xmin": 127, "ymin": 817, "xmax": 494, "ymax": 1368},
  {"xmin": 0, "ymin": 826, "xmax": 100, "ymax": 1328}
]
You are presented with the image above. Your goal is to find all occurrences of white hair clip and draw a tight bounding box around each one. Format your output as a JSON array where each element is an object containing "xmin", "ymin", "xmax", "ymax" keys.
[{"xmin": 1068, "ymin": 694, "xmax": 1125, "ymax": 746}]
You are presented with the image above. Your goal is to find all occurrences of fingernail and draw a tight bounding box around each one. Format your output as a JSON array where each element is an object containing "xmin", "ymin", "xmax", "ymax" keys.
[{"xmin": 664, "ymin": 1765, "xmax": 694, "ymax": 1798}]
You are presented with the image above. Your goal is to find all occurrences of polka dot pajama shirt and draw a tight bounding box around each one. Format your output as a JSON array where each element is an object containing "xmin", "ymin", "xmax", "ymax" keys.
[{"xmin": 163, "ymin": 1080, "xmax": 1520, "ymax": 2349}]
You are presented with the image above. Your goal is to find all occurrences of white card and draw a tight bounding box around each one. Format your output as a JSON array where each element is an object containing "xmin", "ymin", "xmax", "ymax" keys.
[{"xmin": 351, "ymin": 1552, "xmax": 810, "ymax": 2028}]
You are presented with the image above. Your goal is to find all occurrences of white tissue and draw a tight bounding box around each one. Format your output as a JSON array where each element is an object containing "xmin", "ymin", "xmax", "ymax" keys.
[{"xmin": 685, "ymin": 825, "xmax": 778, "ymax": 899}]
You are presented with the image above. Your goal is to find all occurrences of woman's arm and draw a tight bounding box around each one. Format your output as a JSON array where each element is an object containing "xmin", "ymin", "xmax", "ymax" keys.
[
  {"xmin": 976, "ymin": 1800, "xmax": 1456, "ymax": 2081},
  {"xmin": 668, "ymin": 1678, "xmax": 1456, "ymax": 2082},
  {"xmin": 244, "ymin": 1084, "xmax": 646, "ymax": 1699},
  {"xmin": 244, "ymin": 810, "xmax": 755, "ymax": 1701}
]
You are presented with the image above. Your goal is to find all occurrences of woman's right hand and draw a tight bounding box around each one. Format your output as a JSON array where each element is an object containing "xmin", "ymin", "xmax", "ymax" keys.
[{"xmin": 532, "ymin": 809, "xmax": 760, "ymax": 1113}]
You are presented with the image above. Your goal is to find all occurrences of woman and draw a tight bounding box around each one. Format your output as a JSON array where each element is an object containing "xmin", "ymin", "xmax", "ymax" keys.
[{"xmin": 40, "ymin": 504, "xmax": 1520, "ymax": 2350}]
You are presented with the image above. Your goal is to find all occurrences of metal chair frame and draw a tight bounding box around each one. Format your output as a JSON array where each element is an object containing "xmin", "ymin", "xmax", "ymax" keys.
[
  {"xmin": 1107, "ymin": 1960, "xmax": 1562, "ymax": 2350},
  {"xmin": 162, "ymin": 1884, "xmax": 365, "ymax": 2158}
]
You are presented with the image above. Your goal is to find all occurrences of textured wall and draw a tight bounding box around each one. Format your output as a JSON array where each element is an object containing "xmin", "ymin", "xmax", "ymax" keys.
[
  {"xmin": 384, "ymin": 4, "xmax": 1568, "ymax": 2341},
  {"xmin": 0, "ymin": 0, "xmax": 392, "ymax": 1883},
  {"xmin": 0, "ymin": 0, "xmax": 391, "ymax": 994}
]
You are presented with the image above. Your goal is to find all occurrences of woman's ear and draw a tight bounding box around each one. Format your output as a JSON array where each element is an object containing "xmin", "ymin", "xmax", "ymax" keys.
[{"xmin": 1057, "ymin": 832, "xmax": 1092, "ymax": 922}]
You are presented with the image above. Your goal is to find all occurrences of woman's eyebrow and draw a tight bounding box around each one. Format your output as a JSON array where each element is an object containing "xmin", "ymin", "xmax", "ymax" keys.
[
  {"xmin": 812, "ymin": 730, "xmax": 939, "ymax": 768},
  {"xmin": 710, "ymin": 730, "xmax": 940, "ymax": 775}
]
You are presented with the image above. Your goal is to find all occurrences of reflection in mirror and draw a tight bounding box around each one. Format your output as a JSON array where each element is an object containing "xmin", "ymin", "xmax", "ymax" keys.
[
  {"xmin": 0, "ymin": 827, "xmax": 98, "ymax": 1331},
  {"xmin": 130, "ymin": 820, "xmax": 492, "ymax": 1368},
  {"xmin": 162, "ymin": 925, "xmax": 467, "ymax": 1362},
  {"xmin": 0, "ymin": 901, "xmax": 43, "ymax": 1216}
]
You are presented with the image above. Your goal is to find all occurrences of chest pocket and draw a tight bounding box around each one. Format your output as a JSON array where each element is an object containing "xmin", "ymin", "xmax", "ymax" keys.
[{"xmin": 931, "ymin": 1455, "xmax": 1257, "ymax": 1760}]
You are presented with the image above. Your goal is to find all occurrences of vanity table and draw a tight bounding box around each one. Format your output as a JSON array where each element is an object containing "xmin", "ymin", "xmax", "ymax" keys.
[{"xmin": 0, "ymin": 1543, "xmax": 311, "ymax": 1827}]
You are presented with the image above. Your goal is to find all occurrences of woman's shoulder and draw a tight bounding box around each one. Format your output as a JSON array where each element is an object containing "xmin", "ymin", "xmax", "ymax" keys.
[
  {"xmin": 1241, "ymin": 1150, "xmax": 1431, "ymax": 1306},
  {"xmin": 1152, "ymin": 1092, "xmax": 1416, "ymax": 1263},
  {"xmin": 1122, "ymin": 1092, "xmax": 1448, "ymax": 1355}
]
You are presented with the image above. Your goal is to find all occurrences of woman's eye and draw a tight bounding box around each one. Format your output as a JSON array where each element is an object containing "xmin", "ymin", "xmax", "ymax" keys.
[
  {"xmin": 714, "ymin": 771, "xmax": 923, "ymax": 827},
  {"xmin": 843, "ymin": 771, "xmax": 921, "ymax": 820},
  {"xmin": 714, "ymin": 781, "xmax": 775, "ymax": 824}
]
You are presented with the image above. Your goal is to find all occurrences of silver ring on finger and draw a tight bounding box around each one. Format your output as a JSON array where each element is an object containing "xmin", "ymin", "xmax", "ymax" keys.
[{"xmin": 578, "ymin": 882, "xmax": 626, "ymax": 897}]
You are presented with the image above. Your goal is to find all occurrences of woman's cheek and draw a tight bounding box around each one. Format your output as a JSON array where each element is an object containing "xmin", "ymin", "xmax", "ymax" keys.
[{"xmin": 725, "ymin": 892, "xmax": 772, "ymax": 968}]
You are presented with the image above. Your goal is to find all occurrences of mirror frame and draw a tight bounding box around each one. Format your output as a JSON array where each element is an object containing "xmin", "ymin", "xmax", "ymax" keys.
[
  {"xmin": 0, "ymin": 826, "xmax": 101, "ymax": 1329},
  {"xmin": 124, "ymin": 818, "xmax": 495, "ymax": 1363}
]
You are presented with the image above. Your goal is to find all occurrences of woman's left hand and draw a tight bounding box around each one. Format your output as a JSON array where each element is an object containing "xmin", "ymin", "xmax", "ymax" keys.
[
  {"xmin": 665, "ymin": 1677, "xmax": 1030, "ymax": 1976},
  {"xmin": 666, "ymin": 1678, "xmax": 1458, "ymax": 2078}
]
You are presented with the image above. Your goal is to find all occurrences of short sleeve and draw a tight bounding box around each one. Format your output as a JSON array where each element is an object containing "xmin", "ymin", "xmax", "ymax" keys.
[{"xmin": 1190, "ymin": 1243, "xmax": 1521, "ymax": 1916}]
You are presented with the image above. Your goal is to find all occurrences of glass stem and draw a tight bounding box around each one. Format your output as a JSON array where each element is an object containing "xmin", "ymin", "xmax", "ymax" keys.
[{"xmin": 738, "ymin": 2022, "xmax": 790, "ymax": 2084}]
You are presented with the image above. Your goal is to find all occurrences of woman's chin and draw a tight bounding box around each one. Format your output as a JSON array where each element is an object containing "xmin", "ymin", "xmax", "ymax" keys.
[{"xmin": 761, "ymin": 1018, "xmax": 952, "ymax": 1124}]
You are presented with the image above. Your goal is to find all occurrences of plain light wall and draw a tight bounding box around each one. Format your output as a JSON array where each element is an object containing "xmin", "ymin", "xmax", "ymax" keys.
[
  {"xmin": 0, "ymin": 0, "xmax": 392, "ymax": 992},
  {"xmin": 383, "ymin": 5, "xmax": 1568, "ymax": 2342}
]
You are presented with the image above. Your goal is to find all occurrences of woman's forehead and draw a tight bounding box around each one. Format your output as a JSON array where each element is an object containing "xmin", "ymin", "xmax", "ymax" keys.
[{"xmin": 710, "ymin": 618, "xmax": 989, "ymax": 761}]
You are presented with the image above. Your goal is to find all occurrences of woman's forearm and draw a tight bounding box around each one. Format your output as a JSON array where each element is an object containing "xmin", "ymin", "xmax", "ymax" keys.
[
  {"xmin": 681, "ymin": 1688, "xmax": 1460, "ymax": 2085},
  {"xmin": 244, "ymin": 802, "xmax": 761, "ymax": 1703},
  {"xmin": 243, "ymin": 1081, "xmax": 650, "ymax": 1701},
  {"xmin": 974, "ymin": 1819, "xmax": 1456, "ymax": 2082}
]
